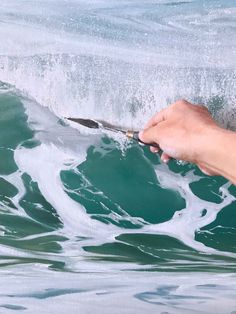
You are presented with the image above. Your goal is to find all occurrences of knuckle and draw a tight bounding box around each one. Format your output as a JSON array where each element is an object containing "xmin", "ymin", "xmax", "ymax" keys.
[
  {"xmin": 198, "ymin": 104, "xmax": 208, "ymax": 111},
  {"xmin": 171, "ymin": 99, "xmax": 189, "ymax": 110},
  {"xmin": 179, "ymin": 99, "xmax": 189, "ymax": 105}
]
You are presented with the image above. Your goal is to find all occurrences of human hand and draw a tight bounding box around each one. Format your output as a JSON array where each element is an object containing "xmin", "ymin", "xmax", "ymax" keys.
[{"xmin": 139, "ymin": 100, "xmax": 220, "ymax": 173}]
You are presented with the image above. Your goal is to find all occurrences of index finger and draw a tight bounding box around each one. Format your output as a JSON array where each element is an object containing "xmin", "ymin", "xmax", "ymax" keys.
[{"xmin": 144, "ymin": 108, "xmax": 167, "ymax": 128}]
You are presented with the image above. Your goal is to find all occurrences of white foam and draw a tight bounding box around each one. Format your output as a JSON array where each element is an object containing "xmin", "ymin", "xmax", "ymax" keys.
[{"xmin": 0, "ymin": 265, "xmax": 236, "ymax": 314}]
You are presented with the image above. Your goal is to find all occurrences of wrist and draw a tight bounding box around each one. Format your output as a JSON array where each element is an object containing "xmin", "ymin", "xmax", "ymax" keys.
[
  {"xmin": 194, "ymin": 125, "xmax": 225, "ymax": 166},
  {"xmin": 196, "ymin": 125, "xmax": 236, "ymax": 182}
]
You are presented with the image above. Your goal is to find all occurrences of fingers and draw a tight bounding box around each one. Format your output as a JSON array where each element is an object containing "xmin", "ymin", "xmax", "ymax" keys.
[
  {"xmin": 197, "ymin": 163, "xmax": 218, "ymax": 176},
  {"xmin": 139, "ymin": 125, "xmax": 159, "ymax": 145},
  {"xmin": 150, "ymin": 146, "xmax": 160, "ymax": 153},
  {"xmin": 141, "ymin": 109, "xmax": 171, "ymax": 163},
  {"xmin": 149, "ymin": 144, "xmax": 171, "ymax": 163},
  {"xmin": 161, "ymin": 152, "xmax": 171, "ymax": 163},
  {"xmin": 144, "ymin": 108, "xmax": 167, "ymax": 129}
]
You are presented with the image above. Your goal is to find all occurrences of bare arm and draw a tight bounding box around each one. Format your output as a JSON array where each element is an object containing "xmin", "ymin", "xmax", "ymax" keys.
[
  {"xmin": 198, "ymin": 127, "xmax": 236, "ymax": 184},
  {"xmin": 139, "ymin": 99, "xmax": 236, "ymax": 185}
]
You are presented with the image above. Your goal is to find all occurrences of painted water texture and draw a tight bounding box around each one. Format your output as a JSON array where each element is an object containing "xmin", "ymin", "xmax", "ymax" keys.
[{"xmin": 0, "ymin": 1, "xmax": 236, "ymax": 313}]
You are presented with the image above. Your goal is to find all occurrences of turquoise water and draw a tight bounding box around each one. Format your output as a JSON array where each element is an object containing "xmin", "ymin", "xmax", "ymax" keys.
[{"xmin": 0, "ymin": 1, "xmax": 236, "ymax": 313}]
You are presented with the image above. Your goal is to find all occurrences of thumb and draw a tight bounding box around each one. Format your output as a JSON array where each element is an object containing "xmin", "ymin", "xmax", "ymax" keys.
[{"xmin": 139, "ymin": 125, "xmax": 160, "ymax": 145}]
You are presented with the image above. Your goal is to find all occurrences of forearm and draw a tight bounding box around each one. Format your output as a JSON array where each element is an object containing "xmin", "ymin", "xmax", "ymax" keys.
[{"xmin": 198, "ymin": 127, "xmax": 236, "ymax": 184}]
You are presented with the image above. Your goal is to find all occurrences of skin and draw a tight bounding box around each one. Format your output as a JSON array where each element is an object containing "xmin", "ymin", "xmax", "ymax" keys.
[{"xmin": 139, "ymin": 99, "xmax": 236, "ymax": 185}]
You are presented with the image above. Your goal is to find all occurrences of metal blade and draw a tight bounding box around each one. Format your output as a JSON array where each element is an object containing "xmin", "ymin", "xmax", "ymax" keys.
[
  {"xmin": 67, "ymin": 118, "xmax": 100, "ymax": 129},
  {"xmin": 67, "ymin": 117, "xmax": 126, "ymax": 134}
]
